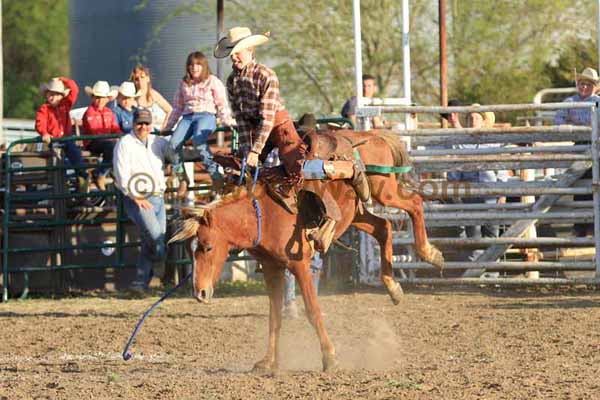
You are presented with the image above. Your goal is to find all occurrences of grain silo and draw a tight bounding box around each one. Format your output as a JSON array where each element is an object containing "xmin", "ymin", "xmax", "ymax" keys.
[{"xmin": 69, "ymin": 0, "xmax": 221, "ymax": 107}]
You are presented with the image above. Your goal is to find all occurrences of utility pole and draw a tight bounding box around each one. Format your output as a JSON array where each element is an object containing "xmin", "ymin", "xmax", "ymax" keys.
[
  {"xmin": 216, "ymin": 0, "xmax": 224, "ymax": 80},
  {"xmin": 439, "ymin": 0, "xmax": 447, "ymax": 128},
  {"xmin": 0, "ymin": 0, "xmax": 4, "ymax": 147}
]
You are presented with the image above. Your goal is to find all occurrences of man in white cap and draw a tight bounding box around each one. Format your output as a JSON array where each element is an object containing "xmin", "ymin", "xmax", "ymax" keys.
[
  {"xmin": 214, "ymin": 27, "xmax": 370, "ymax": 202},
  {"xmin": 554, "ymin": 67, "xmax": 600, "ymax": 237}
]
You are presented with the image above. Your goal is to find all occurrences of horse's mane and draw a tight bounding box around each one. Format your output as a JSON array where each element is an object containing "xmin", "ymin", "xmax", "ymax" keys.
[{"xmin": 169, "ymin": 184, "xmax": 256, "ymax": 244}]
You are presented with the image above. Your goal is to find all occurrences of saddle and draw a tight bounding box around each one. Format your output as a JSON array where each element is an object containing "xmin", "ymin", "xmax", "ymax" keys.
[
  {"xmin": 213, "ymin": 130, "xmax": 361, "ymax": 217},
  {"xmin": 304, "ymin": 130, "xmax": 357, "ymax": 162}
]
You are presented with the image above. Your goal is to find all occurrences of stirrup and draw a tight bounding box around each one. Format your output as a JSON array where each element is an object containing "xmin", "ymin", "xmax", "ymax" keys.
[{"xmin": 308, "ymin": 218, "xmax": 336, "ymax": 253}]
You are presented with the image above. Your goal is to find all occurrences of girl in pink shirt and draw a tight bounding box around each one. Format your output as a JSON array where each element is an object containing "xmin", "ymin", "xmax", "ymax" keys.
[{"xmin": 165, "ymin": 51, "xmax": 233, "ymax": 197}]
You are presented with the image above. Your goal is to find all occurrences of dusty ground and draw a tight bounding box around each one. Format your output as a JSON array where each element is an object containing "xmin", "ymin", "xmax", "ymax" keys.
[{"xmin": 1, "ymin": 286, "xmax": 600, "ymax": 399}]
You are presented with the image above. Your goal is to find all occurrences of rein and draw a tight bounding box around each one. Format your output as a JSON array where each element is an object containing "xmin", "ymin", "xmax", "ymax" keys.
[
  {"xmin": 122, "ymin": 272, "xmax": 192, "ymax": 361},
  {"xmin": 238, "ymin": 156, "xmax": 262, "ymax": 247}
]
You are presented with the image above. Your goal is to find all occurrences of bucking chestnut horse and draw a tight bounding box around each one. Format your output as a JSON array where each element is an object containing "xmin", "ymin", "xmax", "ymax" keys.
[{"xmin": 169, "ymin": 129, "xmax": 443, "ymax": 372}]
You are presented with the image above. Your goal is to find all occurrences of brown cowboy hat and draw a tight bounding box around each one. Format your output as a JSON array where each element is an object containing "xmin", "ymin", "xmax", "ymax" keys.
[{"xmin": 214, "ymin": 27, "xmax": 269, "ymax": 59}]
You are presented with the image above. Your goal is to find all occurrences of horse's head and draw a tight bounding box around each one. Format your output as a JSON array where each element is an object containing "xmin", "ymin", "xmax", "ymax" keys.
[{"xmin": 169, "ymin": 206, "xmax": 231, "ymax": 303}]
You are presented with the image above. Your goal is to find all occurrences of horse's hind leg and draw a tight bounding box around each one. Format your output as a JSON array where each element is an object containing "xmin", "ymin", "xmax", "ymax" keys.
[
  {"xmin": 290, "ymin": 260, "xmax": 337, "ymax": 372},
  {"xmin": 351, "ymin": 210, "xmax": 403, "ymax": 305},
  {"xmin": 370, "ymin": 175, "xmax": 444, "ymax": 269},
  {"xmin": 253, "ymin": 262, "xmax": 284, "ymax": 372}
]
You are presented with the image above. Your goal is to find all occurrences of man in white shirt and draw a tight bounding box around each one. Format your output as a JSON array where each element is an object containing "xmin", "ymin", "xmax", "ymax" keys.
[{"xmin": 113, "ymin": 107, "xmax": 176, "ymax": 291}]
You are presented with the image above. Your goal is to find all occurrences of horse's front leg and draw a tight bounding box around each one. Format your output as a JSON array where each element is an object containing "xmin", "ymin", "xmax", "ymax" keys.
[
  {"xmin": 291, "ymin": 261, "xmax": 338, "ymax": 372},
  {"xmin": 253, "ymin": 263, "xmax": 284, "ymax": 373}
]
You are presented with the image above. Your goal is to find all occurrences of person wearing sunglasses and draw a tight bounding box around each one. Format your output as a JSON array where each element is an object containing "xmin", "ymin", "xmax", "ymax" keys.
[
  {"xmin": 113, "ymin": 107, "xmax": 176, "ymax": 292},
  {"xmin": 554, "ymin": 67, "xmax": 600, "ymax": 126}
]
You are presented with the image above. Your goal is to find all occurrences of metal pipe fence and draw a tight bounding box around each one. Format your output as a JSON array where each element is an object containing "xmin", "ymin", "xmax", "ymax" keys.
[
  {"xmin": 362, "ymin": 101, "xmax": 600, "ymax": 284},
  {"xmin": 0, "ymin": 132, "xmax": 228, "ymax": 301}
]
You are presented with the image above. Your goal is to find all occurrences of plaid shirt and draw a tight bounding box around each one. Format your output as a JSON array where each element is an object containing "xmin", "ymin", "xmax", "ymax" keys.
[{"xmin": 227, "ymin": 61, "xmax": 284, "ymax": 154}]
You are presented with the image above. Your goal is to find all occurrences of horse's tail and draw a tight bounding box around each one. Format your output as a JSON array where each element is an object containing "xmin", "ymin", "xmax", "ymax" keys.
[{"xmin": 376, "ymin": 131, "xmax": 412, "ymax": 168}]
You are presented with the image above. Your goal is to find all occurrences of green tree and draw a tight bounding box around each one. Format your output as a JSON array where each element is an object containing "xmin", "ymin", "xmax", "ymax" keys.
[
  {"xmin": 3, "ymin": 0, "xmax": 69, "ymax": 118},
  {"xmin": 157, "ymin": 0, "xmax": 596, "ymax": 118},
  {"xmin": 545, "ymin": 37, "xmax": 597, "ymax": 89},
  {"xmin": 448, "ymin": 0, "xmax": 593, "ymax": 106}
]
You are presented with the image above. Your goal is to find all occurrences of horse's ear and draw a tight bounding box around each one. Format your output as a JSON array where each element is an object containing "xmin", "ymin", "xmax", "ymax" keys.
[{"xmin": 201, "ymin": 210, "xmax": 213, "ymax": 227}]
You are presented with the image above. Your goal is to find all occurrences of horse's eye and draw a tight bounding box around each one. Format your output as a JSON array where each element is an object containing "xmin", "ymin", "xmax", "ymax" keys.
[{"xmin": 198, "ymin": 242, "xmax": 212, "ymax": 252}]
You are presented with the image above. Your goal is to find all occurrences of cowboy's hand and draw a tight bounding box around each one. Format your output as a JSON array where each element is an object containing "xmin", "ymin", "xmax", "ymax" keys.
[
  {"xmin": 41, "ymin": 134, "xmax": 52, "ymax": 144},
  {"xmin": 246, "ymin": 151, "xmax": 259, "ymax": 167}
]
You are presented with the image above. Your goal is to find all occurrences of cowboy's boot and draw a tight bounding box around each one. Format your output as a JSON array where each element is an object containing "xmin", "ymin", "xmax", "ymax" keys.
[
  {"xmin": 323, "ymin": 160, "xmax": 370, "ymax": 202},
  {"xmin": 308, "ymin": 217, "xmax": 337, "ymax": 253},
  {"xmin": 95, "ymin": 174, "xmax": 107, "ymax": 191},
  {"xmin": 176, "ymin": 172, "xmax": 189, "ymax": 200},
  {"xmin": 77, "ymin": 176, "xmax": 89, "ymax": 193},
  {"xmin": 210, "ymin": 172, "xmax": 225, "ymax": 194}
]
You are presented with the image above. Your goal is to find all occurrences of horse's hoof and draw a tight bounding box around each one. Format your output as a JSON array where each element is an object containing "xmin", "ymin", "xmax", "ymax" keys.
[
  {"xmin": 420, "ymin": 244, "xmax": 445, "ymax": 270},
  {"xmin": 322, "ymin": 353, "xmax": 339, "ymax": 372},
  {"xmin": 252, "ymin": 359, "xmax": 277, "ymax": 373},
  {"xmin": 387, "ymin": 281, "xmax": 404, "ymax": 305}
]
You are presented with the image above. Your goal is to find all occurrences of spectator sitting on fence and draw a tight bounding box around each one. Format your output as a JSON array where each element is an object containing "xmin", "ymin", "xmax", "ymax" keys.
[
  {"xmin": 341, "ymin": 74, "xmax": 384, "ymax": 129},
  {"xmin": 82, "ymin": 81, "xmax": 122, "ymax": 191},
  {"xmin": 108, "ymin": 81, "xmax": 140, "ymax": 134},
  {"xmin": 130, "ymin": 65, "xmax": 172, "ymax": 132},
  {"xmin": 35, "ymin": 77, "xmax": 88, "ymax": 192},
  {"xmin": 164, "ymin": 51, "xmax": 234, "ymax": 200},
  {"xmin": 113, "ymin": 107, "xmax": 176, "ymax": 292},
  {"xmin": 35, "ymin": 77, "xmax": 89, "ymax": 193},
  {"xmin": 443, "ymin": 101, "xmax": 507, "ymax": 262},
  {"xmin": 554, "ymin": 67, "xmax": 600, "ymax": 237}
]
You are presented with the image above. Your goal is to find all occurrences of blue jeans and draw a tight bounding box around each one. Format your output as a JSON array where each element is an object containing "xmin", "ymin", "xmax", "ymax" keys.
[
  {"xmin": 87, "ymin": 139, "xmax": 115, "ymax": 177},
  {"xmin": 123, "ymin": 195, "xmax": 167, "ymax": 289},
  {"xmin": 52, "ymin": 141, "xmax": 86, "ymax": 178},
  {"xmin": 169, "ymin": 112, "xmax": 217, "ymax": 175},
  {"xmin": 284, "ymin": 252, "xmax": 323, "ymax": 305}
]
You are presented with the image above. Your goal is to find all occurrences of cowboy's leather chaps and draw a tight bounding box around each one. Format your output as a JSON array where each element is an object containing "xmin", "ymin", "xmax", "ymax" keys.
[{"xmin": 258, "ymin": 110, "xmax": 307, "ymax": 180}]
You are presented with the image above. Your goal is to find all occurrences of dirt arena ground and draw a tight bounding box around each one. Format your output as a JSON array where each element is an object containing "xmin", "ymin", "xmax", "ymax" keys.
[{"xmin": 2, "ymin": 286, "xmax": 600, "ymax": 399}]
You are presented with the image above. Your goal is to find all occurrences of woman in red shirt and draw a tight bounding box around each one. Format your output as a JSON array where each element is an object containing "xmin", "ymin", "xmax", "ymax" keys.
[{"xmin": 82, "ymin": 81, "xmax": 121, "ymax": 191}]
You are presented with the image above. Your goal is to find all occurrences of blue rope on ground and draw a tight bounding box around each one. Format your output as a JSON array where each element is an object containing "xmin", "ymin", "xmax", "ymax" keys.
[{"xmin": 122, "ymin": 272, "xmax": 192, "ymax": 361}]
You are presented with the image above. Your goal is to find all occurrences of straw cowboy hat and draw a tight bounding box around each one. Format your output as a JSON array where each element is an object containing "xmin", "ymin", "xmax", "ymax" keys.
[
  {"xmin": 214, "ymin": 26, "xmax": 269, "ymax": 59},
  {"xmin": 114, "ymin": 81, "xmax": 141, "ymax": 98},
  {"xmin": 39, "ymin": 78, "xmax": 70, "ymax": 96},
  {"xmin": 84, "ymin": 81, "xmax": 117, "ymax": 98},
  {"xmin": 471, "ymin": 104, "xmax": 495, "ymax": 128},
  {"xmin": 576, "ymin": 67, "xmax": 599, "ymax": 85}
]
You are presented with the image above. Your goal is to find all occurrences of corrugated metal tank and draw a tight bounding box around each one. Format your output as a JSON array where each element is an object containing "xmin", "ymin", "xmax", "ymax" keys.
[{"xmin": 69, "ymin": 1, "xmax": 222, "ymax": 107}]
